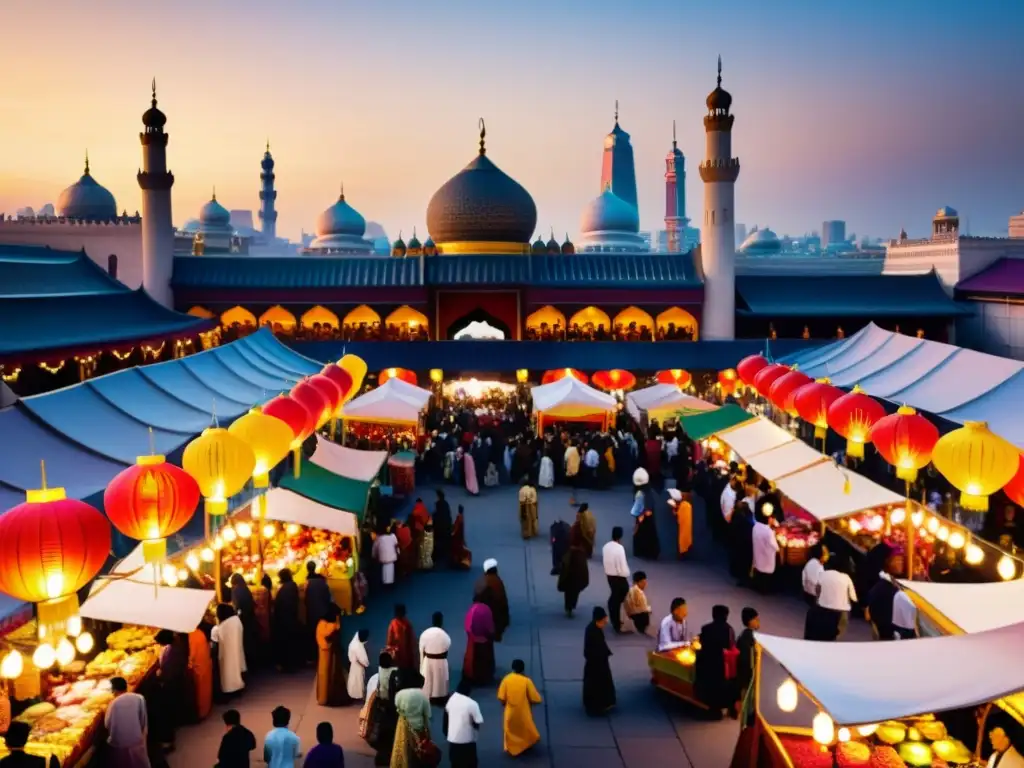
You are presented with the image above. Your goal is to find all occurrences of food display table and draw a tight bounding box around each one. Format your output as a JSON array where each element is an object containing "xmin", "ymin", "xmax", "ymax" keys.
[{"xmin": 646, "ymin": 645, "xmax": 707, "ymax": 710}]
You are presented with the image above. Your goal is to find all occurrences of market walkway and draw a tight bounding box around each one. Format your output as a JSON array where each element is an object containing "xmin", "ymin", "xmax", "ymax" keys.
[{"xmin": 168, "ymin": 483, "xmax": 871, "ymax": 768}]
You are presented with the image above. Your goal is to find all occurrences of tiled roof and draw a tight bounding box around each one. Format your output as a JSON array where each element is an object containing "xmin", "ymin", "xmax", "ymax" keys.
[
  {"xmin": 0, "ymin": 244, "xmax": 125, "ymax": 298},
  {"xmin": 956, "ymin": 258, "xmax": 1024, "ymax": 296},
  {"xmin": 736, "ymin": 273, "xmax": 969, "ymax": 317},
  {"xmin": 532, "ymin": 253, "xmax": 699, "ymax": 287},
  {"xmin": 172, "ymin": 255, "xmax": 423, "ymax": 289},
  {"xmin": 425, "ymin": 255, "xmax": 531, "ymax": 285}
]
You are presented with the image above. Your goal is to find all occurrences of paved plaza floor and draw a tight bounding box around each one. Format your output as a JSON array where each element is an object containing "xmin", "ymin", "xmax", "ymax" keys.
[{"xmin": 168, "ymin": 482, "xmax": 870, "ymax": 768}]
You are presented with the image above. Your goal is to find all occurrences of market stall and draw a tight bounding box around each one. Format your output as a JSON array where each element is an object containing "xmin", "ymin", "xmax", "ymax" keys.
[
  {"xmin": 733, "ymin": 623, "xmax": 1024, "ymax": 768},
  {"xmin": 743, "ymin": 440, "xmax": 829, "ymax": 483},
  {"xmin": 530, "ymin": 376, "xmax": 617, "ymax": 432},
  {"xmin": 310, "ymin": 436, "xmax": 388, "ymax": 482},
  {"xmin": 341, "ymin": 377, "xmax": 431, "ymax": 444},
  {"xmin": 896, "ymin": 578, "xmax": 1024, "ymax": 637},
  {"xmin": 646, "ymin": 641, "xmax": 707, "ymax": 711},
  {"xmin": 626, "ymin": 383, "xmax": 716, "ymax": 423},
  {"xmin": 709, "ymin": 415, "xmax": 796, "ymax": 458}
]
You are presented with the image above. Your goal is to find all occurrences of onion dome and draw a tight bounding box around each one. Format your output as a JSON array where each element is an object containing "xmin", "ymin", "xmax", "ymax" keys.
[
  {"xmin": 739, "ymin": 227, "xmax": 781, "ymax": 254},
  {"xmin": 423, "ymin": 237, "xmax": 437, "ymax": 256},
  {"xmin": 182, "ymin": 219, "xmax": 201, "ymax": 233},
  {"xmin": 426, "ymin": 119, "xmax": 538, "ymax": 250},
  {"xmin": 407, "ymin": 228, "xmax": 422, "ymax": 251},
  {"xmin": 57, "ymin": 153, "xmax": 118, "ymax": 221},
  {"xmin": 546, "ymin": 229, "xmax": 560, "ymax": 254},
  {"xmin": 392, "ymin": 232, "xmax": 407, "ymax": 257},
  {"xmin": 199, "ymin": 189, "xmax": 231, "ymax": 227},
  {"xmin": 314, "ymin": 185, "xmax": 366, "ymax": 239},
  {"xmin": 580, "ymin": 187, "xmax": 640, "ymax": 234},
  {"xmin": 532, "ymin": 235, "xmax": 546, "ymax": 255},
  {"xmin": 561, "ymin": 234, "xmax": 575, "ymax": 255},
  {"xmin": 142, "ymin": 79, "xmax": 167, "ymax": 131},
  {"xmin": 706, "ymin": 56, "xmax": 732, "ymax": 113}
]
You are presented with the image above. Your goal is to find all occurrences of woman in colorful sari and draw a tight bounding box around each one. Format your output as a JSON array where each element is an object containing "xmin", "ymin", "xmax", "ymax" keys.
[
  {"xmin": 463, "ymin": 448, "xmax": 480, "ymax": 496},
  {"xmin": 462, "ymin": 596, "xmax": 496, "ymax": 685},
  {"xmin": 316, "ymin": 604, "xmax": 351, "ymax": 706},
  {"xmin": 391, "ymin": 673, "xmax": 432, "ymax": 768},
  {"xmin": 518, "ymin": 480, "xmax": 539, "ymax": 539},
  {"xmin": 187, "ymin": 625, "xmax": 213, "ymax": 722},
  {"xmin": 450, "ymin": 506, "xmax": 472, "ymax": 570}
]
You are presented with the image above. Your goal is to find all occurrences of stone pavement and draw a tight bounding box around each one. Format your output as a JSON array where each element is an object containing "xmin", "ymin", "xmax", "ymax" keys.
[{"xmin": 169, "ymin": 482, "xmax": 870, "ymax": 768}]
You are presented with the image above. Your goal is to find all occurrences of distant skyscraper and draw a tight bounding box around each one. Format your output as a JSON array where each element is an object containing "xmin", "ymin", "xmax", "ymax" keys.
[
  {"xmin": 735, "ymin": 223, "xmax": 747, "ymax": 244},
  {"xmin": 822, "ymin": 220, "xmax": 846, "ymax": 250},
  {"xmin": 600, "ymin": 101, "xmax": 638, "ymax": 211},
  {"xmin": 259, "ymin": 142, "xmax": 278, "ymax": 241},
  {"xmin": 664, "ymin": 121, "xmax": 688, "ymax": 252}
]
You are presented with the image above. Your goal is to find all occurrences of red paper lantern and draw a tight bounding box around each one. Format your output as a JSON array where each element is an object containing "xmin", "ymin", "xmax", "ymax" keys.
[
  {"xmin": 1003, "ymin": 455, "xmax": 1024, "ymax": 507},
  {"xmin": 263, "ymin": 395, "xmax": 314, "ymax": 443},
  {"xmin": 320, "ymin": 364, "xmax": 354, "ymax": 404},
  {"xmin": 541, "ymin": 368, "xmax": 588, "ymax": 385},
  {"xmin": 291, "ymin": 379, "xmax": 331, "ymax": 429},
  {"xmin": 378, "ymin": 367, "xmax": 418, "ymax": 386},
  {"xmin": 718, "ymin": 368, "xmax": 739, "ymax": 396},
  {"xmin": 104, "ymin": 456, "xmax": 200, "ymax": 560},
  {"xmin": 308, "ymin": 373, "xmax": 343, "ymax": 418},
  {"xmin": 768, "ymin": 370, "xmax": 812, "ymax": 416},
  {"xmin": 0, "ymin": 483, "xmax": 111, "ymax": 626},
  {"xmin": 655, "ymin": 369, "xmax": 692, "ymax": 387},
  {"xmin": 737, "ymin": 355, "xmax": 769, "ymax": 386},
  {"xmin": 792, "ymin": 379, "xmax": 844, "ymax": 439},
  {"xmin": 592, "ymin": 369, "xmax": 636, "ymax": 391},
  {"xmin": 751, "ymin": 363, "xmax": 789, "ymax": 395},
  {"xmin": 868, "ymin": 405, "xmax": 940, "ymax": 484},
  {"xmin": 826, "ymin": 385, "xmax": 886, "ymax": 459}
]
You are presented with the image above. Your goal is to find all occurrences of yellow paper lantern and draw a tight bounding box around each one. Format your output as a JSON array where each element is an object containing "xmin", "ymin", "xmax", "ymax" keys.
[
  {"xmin": 429, "ymin": 369, "xmax": 443, "ymax": 383},
  {"xmin": 813, "ymin": 712, "xmax": 835, "ymax": 746},
  {"xmin": 228, "ymin": 409, "xmax": 294, "ymax": 488},
  {"xmin": 337, "ymin": 354, "xmax": 368, "ymax": 403},
  {"xmin": 931, "ymin": 421, "xmax": 1019, "ymax": 512},
  {"xmin": 516, "ymin": 369, "xmax": 529, "ymax": 383},
  {"xmin": 182, "ymin": 428, "xmax": 255, "ymax": 516},
  {"xmin": 776, "ymin": 678, "xmax": 799, "ymax": 712}
]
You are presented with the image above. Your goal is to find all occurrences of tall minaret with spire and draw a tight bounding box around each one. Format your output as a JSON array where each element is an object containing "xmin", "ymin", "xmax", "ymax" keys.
[
  {"xmin": 258, "ymin": 141, "xmax": 278, "ymax": 241},
  {"xmin": 699, "ymin": 57, "xmax": 740, "ymax": 340},
  {"xmin": 664, "ymin": 121, "xmax": 688, "ymax": 253},
  {"xmin": 600, "ymin": 100, "xmax": 638, "ymax": 210},
  {"xmin": 137, "ymin": 79, "xmax": 175, "ymax": 307}
]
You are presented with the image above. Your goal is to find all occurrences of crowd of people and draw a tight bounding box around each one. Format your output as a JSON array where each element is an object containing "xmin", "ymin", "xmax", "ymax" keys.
[{"xmin": 523, "ymin": 320, "xmax": 696, "ymax": 342}]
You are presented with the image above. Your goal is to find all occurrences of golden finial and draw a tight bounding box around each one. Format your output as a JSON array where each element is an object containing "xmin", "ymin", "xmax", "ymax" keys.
[
  {"xmin": 478, "ymin": 118, "xmax": 486, "ymax": 155},
  {"xmin": 84, "ymin": 150, "xmax": 90, "ymax": 175},
  {"xmin": 717, "ymin": 55, "xmax": 722, "ymax": 87},
  {"xmin": 339, "ymin": 181, "xmax": 345, "ymax": 201},
  {"xmin": 212, "ymin": 185, "xmax": 217, "ymax": 201}
]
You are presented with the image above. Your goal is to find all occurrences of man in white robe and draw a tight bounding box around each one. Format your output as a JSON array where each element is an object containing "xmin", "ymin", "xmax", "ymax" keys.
[
  {"xmin": 419, "ymin": 611, "xmax": 451, "ymax": 704},
  {"xmin": 347, "ymin": 628, "xmax": 370, "ymax": 700},
  {"xmin": 373, "ymin": 528, "xmax": 399, "ymax": 585},
  {"xmin": 212, "ymin": 604, "xmax": 247, "ymax": 694}
]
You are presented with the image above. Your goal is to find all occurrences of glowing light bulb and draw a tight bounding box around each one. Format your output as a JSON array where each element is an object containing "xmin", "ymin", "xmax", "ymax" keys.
[
  {"xmin": 762, "ymin": 502, "xmax": 775, "ymax": 517},
  {"xmin": 948, "ymin": 530, "xmax": 966, "ymax": 550},
  {"xmin": 965, "ymin": 543, "xmax": 984, "ymax": 565},
  {"xmin": 890, "ymin": 508, "xmax": 906, "ymax": 525},
  {"xmin": 286, "ymin": 523, "xmax": 300, "ymax": 536},
  {"xmin": 223, "ymin": 527, "xmax": 237, "ymax": 543},
  {"xmin": 857, "ymin": 724, "xmax": 878, "ymax": 737},
  {"xmin": 177, "ymin": 569, "xmax": 189, "ymax": 582},
  {"xmin": 926, "ymin": 516, "xmax": 939, "ymax": 534},
  {"xmin": 201, "ymin": 548, "xmax": 215, "ymax": 563},
  {"xmin": 0, "ymin": 651, "xmax": 23, "ymax": 680},
  {"xmin": 812, "ymin": 712, "xmax": 835, "ymax": 746},
  {"xmin": 75, "ymin": 632, "xmax": 94, "ymax": 655},
  {"xmin": 55, "ymin": 638, "xmax": 75, "ymax": 667},
  {"xmin": 776, "ymin": 678, "xmax": 799, "ymax": 713},
  {"xmin": 998, "ymin": 555, "xmax": 1017, "ymax": 581},
  {"xmin": 263, "ymin": 524, "xmax": 277, "ymax": 539},
  {"xmin": 213, "ymin": 535, "xmax": 224, "ymax": 550},
  {"xmin": 32, "ymin": 643, "xmax": 56, "ymax": 669},
  {"xmin": 966, "ymin": 482, "xmax": 982, "ymax": 496},
  {"xmin": 66, "ymin": 615, "xmax": 82, "ymax": 638},
  {"xmin": 911, "ymin": 510, "xmax": 924, "ymax": 528},
  {"xmin": 236, "ymin": 522, "xmax": 253, "ymax": 539},
  {"xmin": 45, "ymin": 573, "xmax": 65, "ymax": 600},
  {"xmin": 838, "ymin": 728, "xmax": 851, "ymax": 743},
  {"xmin": 163, "ymin": 565, "xmax": 179, "ymax": 587},
  {"xmin": 848, "ymin": 519, "xmax": 862, "ymax": 534},
  {"xmin": 186, "ymin": 552, "xmax": 200, "ymax": 571},
  {"xmin": 937, "ymin": 526, "xmax": 950, "ymax": 542},
  {"xmin": 345, "ymin": 557, "xmax": 354, "ymax": 568}
]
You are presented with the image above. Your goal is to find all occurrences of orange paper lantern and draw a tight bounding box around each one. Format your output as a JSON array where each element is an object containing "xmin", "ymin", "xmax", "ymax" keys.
[
  {"xmin": 655, "ymin": 370, "xmax": 692, "ymax": 387},
  {"xmin": 737, "ymin": 355, "xmax": 769, "ymax": 386},
  {"xmin": 868, "ymin": 405, "xmax": 940, "ymax": 484},
  {"xmin": 767, "ymin": 370, "xmax": 812, "ymax": 416},
  {"xmin": 592, "ymin": 369, "xmax": 636, "ymax": 391},
  {"xmin": 751, "ymin": 363, "xmax": 788, "ymax": 395},
  {"xmin": 1002, "ymin": 454, "xmax": 1024, "ymax": 508},
  {"xmin": 826, "ymin": 385, "xmax": 886, "ymax": 459},
  {"xmin": 718, "ymin": 369, "xmax": 739, "ymax": 396},
  {"xmin": 792, "ymin": 379, "xmax": 844, "ymax": 439},
  {"xmin": 541, "ymin": 368, "xmax": 588, "ymax": 385}
]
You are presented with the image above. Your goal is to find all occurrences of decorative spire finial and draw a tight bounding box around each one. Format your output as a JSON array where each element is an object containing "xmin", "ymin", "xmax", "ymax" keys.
[
  {"xmin": 550, "ymin": 226, "xmax": 554, "ymax": 239},
  {"xmin": 614, "ymin": 100, "xmax": 619, "ymax": 124},
  {"xmin": 212, "ymin": 185, "xmax": 216, "ymax": 202},
  {"xmin": 151, "ymin": 77, "xmax": 157, "ymax": 107},
  {"xmin": 478, "ymin": 118, "xmax": 486, "ymax": 155},
  {"xmin": 84, "ymin": 150, "xmax": 90, "ymax": 175},
  {"xmin": 717, "ymin": 56, "xmax": 722, "ymax": 87},
  {"xmin": 339, "ymin": 181, "xmax": 345, "ymax": 201},
  {"xmin": 672, "ymin": 119, "xmax": 677, "ymax": 149},
  {"xmin": 266, "ymin": 138, "xmax": 270, "ymax": 153}
]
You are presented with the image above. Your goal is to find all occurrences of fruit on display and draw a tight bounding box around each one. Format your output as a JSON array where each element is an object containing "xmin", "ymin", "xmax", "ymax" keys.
[
  {"xmin": 17, "ymin": 703, "xmax": 55, "ymax": 723},
  {"xmin": 930, "ymin": 741, "xmax": 971, "ymax": 764},
  {"xmin": 877, "ymin": 722, "xmax": 908, "ymax": 745},
  {"xmin": 898, "ymin": 741, "xmax": 933, "ymax": 767},
  {"xmin": 106, "ymin": 627, "xmax": 156, "ymax": 652},
  {"xmin": 914, "ymin": 721, "xmax": 946, "ymax": 742},
  {"xmin": 779, "ymin": 736, "xmax": 834, "ymax": 768},
  {"xmin": 869, "ymin": 746, "xmax": 905, "ymax": 768},
  {"xmin": 775, "ymin": 518, "xmax": 821, "ymax": 549},
  {"xmin": 837, "ymin": 741, "xmax": 872, "ymax": 767},
  {"xmin": 776, "ymin": 721, "xmax": 973, "ymax": 768}
]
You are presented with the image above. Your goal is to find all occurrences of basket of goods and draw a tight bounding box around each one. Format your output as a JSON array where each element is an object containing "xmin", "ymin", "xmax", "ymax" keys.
[{"xmin": 775, "ymin": 519, "xmax": 821, "ymax": 566}]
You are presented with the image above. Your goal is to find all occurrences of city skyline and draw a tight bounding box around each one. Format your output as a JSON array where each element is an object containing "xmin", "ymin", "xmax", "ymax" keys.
[{"xmin": 1, "ymin": 0, "xmax": 1022, "ymax": 241}]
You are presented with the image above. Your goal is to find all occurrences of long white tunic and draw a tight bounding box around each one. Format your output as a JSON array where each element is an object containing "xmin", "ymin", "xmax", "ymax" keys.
[
  {"xmin": 347, "ymin": 633, "xmax": 370, "ymax": 700},
  {"xmin": 538, "ymin": 457, "xmax": 555, "ymax": 488},
  {"xmin": 211, "ymin": 614, "xmax": 246, "ymax": 693},
  {"xmin": 418, "ymin": 626, "xmax": 451, "ymax": 700}
]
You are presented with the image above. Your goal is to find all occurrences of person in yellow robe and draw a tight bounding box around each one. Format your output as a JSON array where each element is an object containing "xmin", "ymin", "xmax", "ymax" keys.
[
  {"xmin": 187, "ymin": 627, "xmax": 213, "ymax": 721},
  {"xmin": 668, "ymin": 488, "xmax": 693, "ymax": 557},
  {"xmin": 316, "ymin": 604, "xmax": 351, "ymax": 706},
  {"xmin": 497, "ymin": 659, "xmax": 542, "ymax": 756}
]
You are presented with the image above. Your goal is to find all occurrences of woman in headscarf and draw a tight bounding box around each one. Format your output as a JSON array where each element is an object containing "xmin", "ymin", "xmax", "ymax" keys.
[
  {"xmin": 432, "ymin": 490, "xmax": 452, "ymax": 565},
  {"xmin": 474, "ymin": 560, "xmax": 510, "ymax": 642},
  {"xmin": 230, "ymin": 573, "xmax": 260, "ymax": 669},
  {"xmin": 272, "ymin": 568, "xmax": 302, "ymax": 673},
  {"xmin": 450, "ymin": 506, "xmax": 472, "ymax": 570},
  {"xmin": 463, "ymin": 596, "xmax": 496, "ymax": 685},
  {"xmin": 315, "ymin": 604, "xmax": 350, "ymax": 706},
  {"xmin": 557, "ymin": 527, "xmax": 590, "ymax": 618},
  {"xmin": 727, "ymin": 500, "xmax": 754, "ymax": 584},
  {"xmin": 212, "ymin": 603, "xmax": 246, "ymax": 697},
  {"xmin": 582, "ymin": 607, "xmax": 615, "ymax": 716},
  {"xmin": 632, "ymin": 509, "xmax": 661, "ymax": 560},
  {"xmin": 667, "ymin": 489, "xmax": 693, "ymax": 557},
  {"xmin": 391, "ymin": 672, "xmax": 433, "ymax": 768},
  {"xmin": 518, "ymin": 479, "xmax": 539, "ymax": 539},
  {"xmin": 348, "ymin": 628, "xmax": 371, "ymax": 701}
]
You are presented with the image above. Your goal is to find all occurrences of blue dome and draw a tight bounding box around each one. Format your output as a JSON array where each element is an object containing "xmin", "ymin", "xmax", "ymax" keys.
[
  {"xmin": 57, "ymin": 159, "xmax": 117, "ymax": 221},
  {"xmin": 315, "ymin": 192, "xmax": 366, "ymax": 239},
  {"xmin": 935, "ymin": 206, "xmax": 958, "ymax": 218},
  {"xmin": 199, "ymin": 194, "xmax": 231, "ymax": 226},
  {"xmin": 580, "ymin": 188, "xmax": 639, "ymax": 234},
  {"xmin": 182, "ymin": 219, "xmax": 201, "ymax": 232}
]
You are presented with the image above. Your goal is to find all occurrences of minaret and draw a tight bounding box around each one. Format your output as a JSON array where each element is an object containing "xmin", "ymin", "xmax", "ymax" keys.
[
  {"xmin": 664, "ymin": 120, "xmax": 688, "ymax": 253},
  {"xmin": 599, "ymin": 100, "xmax": 638, "ymax": 210},
  {"xmin": 699, "ymin": 57, "xmax": 740, "ymax": 340},
  {"xmin": 258, "ymin": 140, "xmax": 278, "ymax": 241},
  {"xmin": 137, "ymin": 79, "xmax": 175, "ymax": 307}
]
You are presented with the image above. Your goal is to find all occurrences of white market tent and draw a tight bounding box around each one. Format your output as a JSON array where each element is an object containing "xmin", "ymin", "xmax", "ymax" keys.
[
  {"xmin": 781, "ymin": 322, "xmax": 1024, "ymax": 448},
  {"xmin": 896, "ymin": 579, "xmax": 1024, "ymax": 635},
  {"xmin": 263, "ymin": 487, "xmax": 359, "ymax": 536},
  {"xmin": 774, "ymin": 460, "xmax": 904, "ymax": 521},
  {"xmin": 311, "ymin": 436, "xmax": 388, "ymax": 481},
  {"xmin": 718, "ymin": 416, "xmax": 796, "ymax": 457},
  {"xmin": 626, "ymin": 384, "xmax": 717, "ymax": 422},
  {"xmin": 531, "ymin": 376, "xmax": 616, "ymax": 419},
  {"xmin": 755, "ymin": 623, "xmax": 1024, "ymax": 726},
  {"xmin": 743, "ymin": 439, "xmax": 829, "ymax": 482},
  {"xmin": 341, "ymin": 377, "xmax": 431, "ymax": 425},
  {"xmin": 80, "ymin": 543, "xmax": 214, "ymax": 633}
]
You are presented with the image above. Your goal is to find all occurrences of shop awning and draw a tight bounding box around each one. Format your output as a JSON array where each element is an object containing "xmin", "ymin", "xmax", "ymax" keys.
[
  {"xmin": 626, "ymin": 384, "xmax": 715, "ymax": 421},
  {"xmin": 755, "ymin": 622, "xmax": 1024, "ymax": 726},
  {"xmin": 744, "ymin": 440, "xmax": 828, "ymax": 482},
  {"xmin": 679, "ymin": 404, "xmax": 754, "ymax": 441},
  {"xmin": 531, "ymin": 376, "xmax": 616, "ymax": 418},
  {"xmin": 774, "ymin": 460, "xmax": 904, "ymax": 521},
  {"xmin": 717, "ymin": 416, "xmax": 796, "ymax": 457},
  {"xmin": 896, "ymin": 579, "xmax": 1024, "ymax": 635},
  {"xmin": 279, "ymin": 461, "xmax": 372, "ymax": 520},
  {"xmin": 311, "ymin": 437, "xmax": 388, "ymax": 482},
  {"xmin": 263, "ymin": 488, "xmax": 359, "ymax": 536},
  {"xmin": 342, "ymin": 377, "xmax": 431, "ymax": 425}
]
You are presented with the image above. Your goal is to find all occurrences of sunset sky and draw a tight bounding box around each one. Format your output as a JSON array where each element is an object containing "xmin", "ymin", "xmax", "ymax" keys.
[{"xmin": 1, "ymin": 0, "xmax": 1021, "ymax": 241}]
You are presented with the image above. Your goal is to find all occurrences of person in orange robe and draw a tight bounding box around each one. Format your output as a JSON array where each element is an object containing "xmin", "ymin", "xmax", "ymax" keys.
[
  {"xmin": 385, "ymin": 603, "xmax": 417, "ymax": 671},
  {"xmin": 497, "ymin": 659, "xmax": 542, "ymax": 756},
  {"xmin": 395, "ymin": 522, "xmax": 415, "ymax": 578},
  {"xmin": 668, "ymin": 488, "xmax": 694, "ymax": 557},
  {"xmin": 187, "ymin": 627, "xmax": 213, "ymax": 721}
]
